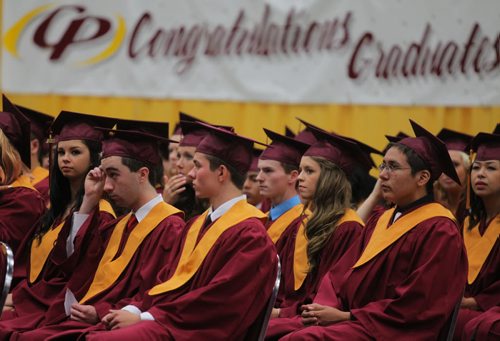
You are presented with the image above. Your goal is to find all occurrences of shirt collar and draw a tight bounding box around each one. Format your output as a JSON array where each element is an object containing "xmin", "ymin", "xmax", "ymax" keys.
[
  {"xmin": 208, "ymin": 195, "xmax": 247, "ymax": 222},
  {"xmin": 134, "ymin": 194, "xmax": 164, "ymax": 223},
  {"xmin": 269, "ymin": 195, "xmax": 301, "ymax": 221}
]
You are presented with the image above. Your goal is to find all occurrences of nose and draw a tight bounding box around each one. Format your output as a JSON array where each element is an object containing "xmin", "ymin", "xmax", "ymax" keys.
[
  {"xmin": 297, "ymin": 170, "xmax": 305, "ymax": 182},
  {"xmin": 378, "ymin": 167, "xmax": 390, "ymax": 180},
  {"xmin": 243, "ymin": 178, "xmax": 251, "ymax": 190},
  {"xmin": 187, "ymin": 167, "xmax": 196, "ymax": 181},
  {"xmin": 103, "ymin": 177, "xmax": 113, "ymax": 193},
  {"xmin": 255, "ymin": 170, "xmax": 263, "ymax": 182}
]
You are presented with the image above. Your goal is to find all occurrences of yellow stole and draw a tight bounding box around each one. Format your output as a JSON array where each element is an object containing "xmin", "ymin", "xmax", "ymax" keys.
[
  {"xmin": 463, "ymin": 216, "xmax": 500, "ymax": 284},
  {"xmin": 29, "ymin": 200, "xmax": 116, "ymax": 284},
  {"xmin": 9, "ymin": 174, "xmax": 36, "ymax": 190},
  {"xmin": 267, "ymin": 204, "xmax": 309, "ymax": 243},
  {"xmin": 80, "ymin": 201, "xmax": 180, "ymax": 303},
  {"xmin": 293, "ymin": 208, "xmax": 364, "ymax": 290},
  {"xmin": 31, "ymin": 166, "xmax": 49, "ymax": 186},
  {"xmin": 148, "ymin": 200, "xmax": 266, "ymax": 295},
  {"xmin": 353, "ymin": 203, "xmax": 455, "ymax": 268}
]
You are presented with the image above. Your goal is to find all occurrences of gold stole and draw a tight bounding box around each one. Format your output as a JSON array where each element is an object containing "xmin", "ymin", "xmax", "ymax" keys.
[
  {"xmin": 353, "ymin": 203, "xmax": 455, "ymax": 268},
  {"xmin": 267, "ymin": 204, "xmax": 309, "ymax": 244},
  {"xmin": 148, "ymin": 200, "xmax": 266, "ymax": 296},
  {"xmin": 80, "ymin": 202, "xmax": 180, "ymax": 303},
  {"xmin": 463, "ymin": 216, "xmax": 500, "ymax": 284},
  {"xmin": 29, "ymin": 200, "xmax": 116, "ymax": 284},
  {"xmin": 293, "ymin": 208, "xmax": 364, "ymax": 290},
  {"xmin": 31, "ymin": 166, "xmax": 49, "ymax": 186},
  {"xmin": 10, "ymin": 174, "xmax": 36, "ymax": 190}
]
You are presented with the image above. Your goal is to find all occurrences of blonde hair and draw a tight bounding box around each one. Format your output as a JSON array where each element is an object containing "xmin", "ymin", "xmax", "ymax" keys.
[{"xmin": 0, "ymin": 129, "xmax": 23, "ymax": 185}]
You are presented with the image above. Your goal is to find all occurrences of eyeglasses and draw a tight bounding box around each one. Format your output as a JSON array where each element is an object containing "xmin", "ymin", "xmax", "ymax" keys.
[{"xmin": 378, "ymin": 162, "xmax": 411, "ymax": 173}]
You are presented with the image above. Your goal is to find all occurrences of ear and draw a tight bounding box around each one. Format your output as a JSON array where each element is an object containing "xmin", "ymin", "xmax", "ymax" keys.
[
  {"xmin": 288, "ymin": 169, "xmax": 299, "ymax": 184},
  {"xmin": 137, "ymin": 166, "xmax": 150, "ymax": 184},
  {"xmin": 30, "ymin": 139, "xmax": 40, "ymax": 155},
  {"xmin": 217, "ymin": 165, "xmax": 229, "ymax": 183},
  {"xmin": 416, "ymin": 170, "xmax": 431, "ymax": 188}
]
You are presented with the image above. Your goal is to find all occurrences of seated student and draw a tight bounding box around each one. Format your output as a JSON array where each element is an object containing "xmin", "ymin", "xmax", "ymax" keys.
[
  {"xmin": 270, "ymin": 120, "xmax": 468, "ymax": 340},
  {"xmin": 14, "ymin": 121, "xmax": 185, "ymax": 340},
  {"xmin": 267, "ymin": 125, "xmax": 366, "ymax": 328},
  {"xmin": 0, "ymin": 111, "xmax": 116, "ymax": 337},
  {"xmin": 243, "ymin": 147, "xmax": 266, "ymax": 210},
  {"xmin": 0, "ymin": 95, "xmax": 46, "ymax": 288},
  {"xmin": 462, "ymin": 306, "xmax": 500, "ymax": 340},
  {"xmin": 15, "ymin": 104, "xmax": 53, "ymax": 205},
  {"xmin": 454, "ymin": 132, "xmax": 499, "ymax": 340},
  {"xmin": 435, "ymin": 128, "xmax": 472, "ymax": 224},
  {"xmin": 68, "ymin": 122, "xmax": 279, "ymax": 341}
]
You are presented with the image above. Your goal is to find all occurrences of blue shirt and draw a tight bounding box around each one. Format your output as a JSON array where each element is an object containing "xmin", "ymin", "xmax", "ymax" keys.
[{"xmin": 269, "ymin": 195, "xmax": 301, "ymax": 222}]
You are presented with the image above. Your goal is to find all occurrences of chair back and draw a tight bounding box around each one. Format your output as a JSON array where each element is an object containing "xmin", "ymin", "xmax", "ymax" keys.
[
  {"xmin": 256, "ymin": 254, "xmax": 281, "ymax": 341},
  {"xmin": 0, "ymin": 242, "xmax": 14, "ymax": 310}
]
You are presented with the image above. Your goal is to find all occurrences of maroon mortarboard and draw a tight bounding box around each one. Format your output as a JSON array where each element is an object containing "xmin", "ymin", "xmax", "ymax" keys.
[
  {"xmin": 398, "ymin": 120, "xmax": 461, "ymax": 184},
  {"xmin": 101, "ymin": 120, "xmax": 171, "ymax": 166},
  {"xmin": 437, "ymin": 128, "xmax": 472, "ymax": 152},
  {"xmin": 304, "ymin": 125, "xmax": 373, "ymax": 174},
  {"xmin": 493, "ymin": 123, "xmax": 499, "ymax": 135},
  {"xmin": 385, "ymin": 132, "xmax": 409, "ymax": 144},
  {"xmin": 173, "ymin": 111, "xmax": 205, "ymax": 136},
  {"xmin": 51, "ymin": 111, "xmax": 116, "ymax": 142},
  {"xmin": 15, "ymin": 104, "xmax": 53, "ymax": 142},
  {"xmin": 180, "ymin": 120, "xmax": 234, "ymax": 147},
  {"xmin": 249, "ymin": 147, "xmax": 263, "ymax": 172},
  {"xmin": 0, "ymin": 95, "xmax": 31, "ymax": 167},
  {"xmin": 196, "ymin": 122, "xmax": 267, "ymax": 174},
  {"xmin": 470, "ymin": 132, "xmax": 500, "ymax": 161},
  {"xmin": 285, "ymin": 126, "xmax": 296, "ymax": 138},
  {"xmin": 260, "ymin": 128, "xmax": 310, "ymax": 167},
  {"xmin": 295, "ymin": 118, "xmax": 323, "ymax": 145},
  {"xmin": 340, "ymin": 135, "xmax": 382, "ymax": 168}
]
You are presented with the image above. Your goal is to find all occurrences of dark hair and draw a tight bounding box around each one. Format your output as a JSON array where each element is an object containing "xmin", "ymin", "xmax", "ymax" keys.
[
  {"xmin": 388, "ymin": 142, "xmax": 434, "ymax": 195},
  {"xmin": 281, "ymin": 162, "xmax": 299, "ymax": 175},
  {"xmin": 120, "ymin": 157, "xmax": 159, "ymax": 187},
  {"xmin": 205, "ymin": 155, "xmax": 246, "ymax": 189},
  {"xmin": 30, "ymin": 133, "xmax": 44, "ymax": 165},
  {"xmin": 35, "ymin": 140, "xmax": 101, "ymax": 241},
  {"xmin": 347, "ymin": 167, "xmax": 376, "ymax": 208}
]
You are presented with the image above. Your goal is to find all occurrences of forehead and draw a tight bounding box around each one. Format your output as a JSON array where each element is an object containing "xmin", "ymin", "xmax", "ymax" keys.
[
  {"xmin": 193, "ymin": 152, "xmax": 209, "ymax": 163},
  {"xmin": 383, "ymin": 146, "xmax": 409, "ymax": 164},
  {"xmin": 101, "ymin": 155, "xmax": 125, "ymax": 170},
  {"xmin": 257, "ymin": 158, "xmax": 283, "ymax": 169},
  {"xmin": 300, "ymin": 156, "xmax": 319, "ymax": 168},
  {"xmin": 178, "ymin": 145, "xmax": 196, "ymax": 154},
  {"xmin": 57, "ymin": 139, "xmax": 87, "ymax": 149}
]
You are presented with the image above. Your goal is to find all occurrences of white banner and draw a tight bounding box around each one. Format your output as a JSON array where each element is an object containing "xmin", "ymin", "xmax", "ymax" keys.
[{"xmin": 2, "ymin": 0, "xmax": 499, "ymax": 105}]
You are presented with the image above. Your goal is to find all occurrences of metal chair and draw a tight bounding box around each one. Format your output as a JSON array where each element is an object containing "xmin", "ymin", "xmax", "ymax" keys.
[
  {"xmin": 443, "ymin": 297, "xmax": 462, "ymax": 341},
  {"xmin": 0, "ymin": 242, "xmax": 14, "ymax": 310},
  {"xmin": 256, "ymin": 254, "xmax": 282, "ymax": 341}
]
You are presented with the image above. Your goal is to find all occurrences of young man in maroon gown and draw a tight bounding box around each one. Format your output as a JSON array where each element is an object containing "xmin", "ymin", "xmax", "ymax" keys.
[
  {"xmin": 68, "ymin": 122, "xmax": 278, "ymax": 340},
  {"xmin": 13, "ymin": 122, "xmax": 185, "ymax": 340},
  {"xmin": 269, "ymin": 120, "xmax": 468, "ymax": 340}
]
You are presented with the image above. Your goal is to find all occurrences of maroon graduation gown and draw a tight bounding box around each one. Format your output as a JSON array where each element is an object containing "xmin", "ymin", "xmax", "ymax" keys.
[
  {"xmin": 12, "ymin": 210, "xmax": 185, "ymax": 340},
  {"xmin": 63, "ymin": 215, "xmax": 278, "ymax": 341},
  {"xmin": 0, "ymin": 208, "xmax": 115, "ymax": 337},
  {"xmin": 0, "ymin": 186, "xmax": 45, "ymax": 288},
  {"xmin": 274, "ymin": 219, "xmax": 363, "ymax": 318},
  {"xmin": 461, "ymin": 306, "xmax": 500, "ymax": 340},
  {"xmin": 33, "ymin": 177, "xmax": 50, "ymax": 206},
  {"xmin": 455, "ymin": 217, "xmax": 500, "ymax": 339},
  {"xmin": 270, "ymin": 203, "xmax": 468, "ymax": 340}
]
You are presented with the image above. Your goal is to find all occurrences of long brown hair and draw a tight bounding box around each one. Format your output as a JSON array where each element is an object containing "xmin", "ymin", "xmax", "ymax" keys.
[
  {"xmin": 306, "ymin": 156, "xmax": 352, "ymax": 273},
  {"xmin": 0, "ymin": 129, "xmax": 23, "ymax": 186}
]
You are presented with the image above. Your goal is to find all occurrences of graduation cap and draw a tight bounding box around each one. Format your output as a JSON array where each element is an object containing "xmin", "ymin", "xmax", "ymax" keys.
[
  {"xmin": 172, "ymin": 112, "xmax": 204, "ymax": 137},
  {"xmin": 385, "ymin": 132, "xmax": 409, "ymax": 144},
  {"xmin": 101, "ymin": 120, "xmax": 171, "ymax": 166},
  {"xmin": 249, "ymin": 147, "xmax": 263, "ymax": 172},
  {"xmin": 15, "ymin": 104, "xmax": 53, "ymax": 142},
  {"xmin": 196, "ymin": 122, "xmax": 267, "ymax": 174},
  {"xmin": 0, "ymin": 95, "xmax": 31, "ymax": 167},
  {"xmin": 398, "ymin": 120, "xmax": 461, "ymax": 184},
  {"xmin": 260, "ymin": 128, "xmax": 310, "ymax": 167},
  {"xmin": 470, "ymin": 132, "xmax": 500, "ymax": 161},
  {"xmin": 294, "ymin": 118, "xmax": 321, "ymax": 145},
  {"xmin": 179, "ymin": 120, "xmax": 234, "ymax": 147},
  {"xmin": 437, "ymin": 128, "xmax": 472, "ymax": 152},
  {"xmin": 340, "ymin": 135, "xmax": 382, "ymax": 168},
  {"xmin": 51, "ymin": 111, "xmax": 116, "ymax": 142},
  {"xmin": 285, "ymin": 126, "xmax": 295, "ymax": 138},
  {"xmin": 303, "ymin": 124, "xmax": 373, "ymax": 174}
]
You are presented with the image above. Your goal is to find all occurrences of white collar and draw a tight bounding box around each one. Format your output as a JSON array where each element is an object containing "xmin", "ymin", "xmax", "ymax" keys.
[
  {"xmin": 133, "ymin": 194, "xmax": 163, "ymax": 222},
  {"xmin": 208, "ymin": 195, "xmax": 247, "ymax": 222}
]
